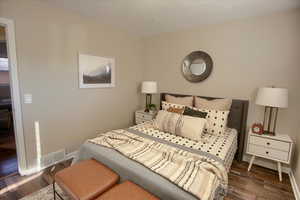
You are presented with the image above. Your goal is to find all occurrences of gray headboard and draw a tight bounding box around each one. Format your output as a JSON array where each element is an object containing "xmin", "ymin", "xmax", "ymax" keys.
[{"xmin": 160, "ymin": 93, "xmax": 249, "ymax": 161}]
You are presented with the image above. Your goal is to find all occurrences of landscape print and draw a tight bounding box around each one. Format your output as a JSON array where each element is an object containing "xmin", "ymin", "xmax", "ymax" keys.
[{"xmin": 79, "ymin": 54, "xmax": 115, "ymax": 88}]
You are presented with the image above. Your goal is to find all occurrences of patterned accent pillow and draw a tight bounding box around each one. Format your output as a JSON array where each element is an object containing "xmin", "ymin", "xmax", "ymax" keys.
[
  {"xmin": 154, "ymin": 110, "xmax": 207, "ymax": 141},
  {"xmin": 165, "ymin": 95, "xmax": 193, "ymax": 106},
  {"xmin": 176, "ymin": 115, "xmax": 207, "ymax": 141},
  {"xmin": 162, "ymin": 101, "xmax": 185, "ymax": 111},
  {"xmin": 154, "ymin": 110, "xmax": 181, "ymax": 134},
  {"xmin": 167, "ymin": 107, "xmax": 185, "ymax": 114},
  {"xmin": 194, "ymin": 97, "xmax": 232, "ymax": 111},
  {"xmin": 183, "ymin": 106, "xmax": 207, "ymax": 118},
  {"xmin": 191, "ymin": 107, "xmax": 229, "ymax": 135}
]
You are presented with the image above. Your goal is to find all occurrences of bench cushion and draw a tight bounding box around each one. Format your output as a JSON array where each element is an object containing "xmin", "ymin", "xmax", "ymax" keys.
[
  {"xmin": 55, "ymin": 159, "xmax": 119, "ymax": 200},
  {"xmin": 95, "ymin": 181, "xmax": 159, "ymax": 200}
]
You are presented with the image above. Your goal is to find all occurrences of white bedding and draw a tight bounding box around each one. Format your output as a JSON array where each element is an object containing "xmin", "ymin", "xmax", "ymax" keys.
[{"xmin": 131, "ymin": 121, "xmax": 237, "ymax": 171}]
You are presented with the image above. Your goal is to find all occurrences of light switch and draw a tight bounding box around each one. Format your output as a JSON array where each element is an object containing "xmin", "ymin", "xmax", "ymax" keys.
[{"xmin": 24, "ymin": 94, "xmax": 32, "ymax": 104}]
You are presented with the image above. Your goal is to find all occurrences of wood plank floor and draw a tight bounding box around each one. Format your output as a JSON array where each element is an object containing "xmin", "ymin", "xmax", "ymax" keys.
[
  {"xmin": 0, "ymin": 130, "xmax": 18, "ymax": 179},
  {"xmin": 0, "ymin": 160, "xmax": 295, "ymax": 200},
  {"xmin": 0, "ymin": 150, "xmax": 18, "ymax": 179}
]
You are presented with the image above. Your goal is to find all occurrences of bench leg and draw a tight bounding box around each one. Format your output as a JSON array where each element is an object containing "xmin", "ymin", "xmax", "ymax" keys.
[
  {"xmin": 53, "ymin": 182, "xmax": 56, "ymax": 200},
  {"xmin": 53, "ymin": 181, "xmax": 65, "ymax": 200}
]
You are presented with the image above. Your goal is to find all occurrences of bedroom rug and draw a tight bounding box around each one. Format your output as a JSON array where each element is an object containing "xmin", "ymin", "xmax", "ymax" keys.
[{"xmin": 20, "ymin": 184, "xmax": 69, "ymax": 200}]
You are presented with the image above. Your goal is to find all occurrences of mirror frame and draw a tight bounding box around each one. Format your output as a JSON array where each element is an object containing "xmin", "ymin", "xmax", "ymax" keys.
[{"xmin": 181, "ymin": 51, "xmax": 213, "ymax": 82}]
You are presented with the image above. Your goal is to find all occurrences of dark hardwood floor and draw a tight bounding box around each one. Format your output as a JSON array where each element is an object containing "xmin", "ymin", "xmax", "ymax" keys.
[
  {"xmin": 0, "ymin": 160, "xmax": 295, "ymax": 200},
  {"xmin": 226, "ymin": 161, "xmax": 295, "ymax": 200},
  {"xmin": 0, "ymin": 130, "xmax": 18, "ymax": 179}
]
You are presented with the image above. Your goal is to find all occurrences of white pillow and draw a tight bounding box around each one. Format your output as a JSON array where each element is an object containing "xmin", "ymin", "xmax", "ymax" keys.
[
  {"xmin": 154, "ymin": 110, "xmax": 181, "ymax": 134},
  {"xmin": 154, "ymin": 110, "xmax": 207, "ymax": 141},
  {"xmin": 191, "ymin": 107, "xmax": 229, "ymax": 135},
  {"xmin": 176, "ymin": 115, "xmax": 207, "ymax": 141}
]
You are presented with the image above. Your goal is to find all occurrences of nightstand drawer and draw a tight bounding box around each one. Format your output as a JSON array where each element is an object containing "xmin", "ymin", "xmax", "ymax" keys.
[
  {"xmin": 136, "ymin": 118, "xmax": 146, "ymax": 124},
  {"xmin": 135, "ymin": 110, "xmax": 157, "ymax": 125},
  {"xmin": 135, "ymin": 113, "xmax": 153, "ymax": 120},
  {"xmin": 249, "ymin": 135, "xmax": 290, "ymax": 152},
  {"xmin": 248, "ymin": 144, "xmax": 288, "ymax": 162}
]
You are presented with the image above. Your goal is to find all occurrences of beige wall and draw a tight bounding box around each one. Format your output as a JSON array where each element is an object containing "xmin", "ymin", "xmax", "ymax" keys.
[
  {"xmin": 143, "ymin": 9, "xmax": 300, "ymax": 187},
  {"xmin": 0, "ymin": 0, "xmax": 143, "ymax": 169}
]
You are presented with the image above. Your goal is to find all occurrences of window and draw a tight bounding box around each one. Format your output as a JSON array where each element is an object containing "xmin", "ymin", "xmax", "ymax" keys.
[{"xmin": 0, "ymin": 58, "xmax": 8, "ymax": 71}]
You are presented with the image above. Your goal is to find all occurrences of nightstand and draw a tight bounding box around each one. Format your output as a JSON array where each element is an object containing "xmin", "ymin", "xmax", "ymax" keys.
[
  {"xmin": 246, "ymin": 131, "xmax": 293, "ymax": 181},
  {"xmin": 135, "ymin": 110, "xmax": 157, "ymax": 124}
]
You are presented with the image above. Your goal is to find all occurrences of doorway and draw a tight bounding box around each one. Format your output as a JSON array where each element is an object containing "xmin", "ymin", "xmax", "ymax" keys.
[
  {"xmin": 0, "ymin": 26, "xmax": 18, "ymax": 178},
  {"xmin": 0, "ymin": 18, "xmax": 26, "ymax": 176}
]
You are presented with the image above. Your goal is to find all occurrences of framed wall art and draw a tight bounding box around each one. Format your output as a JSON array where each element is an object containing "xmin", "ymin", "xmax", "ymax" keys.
[{"xmin": 79, "ymin": 53, "xmax": 115, "ymax": 88}]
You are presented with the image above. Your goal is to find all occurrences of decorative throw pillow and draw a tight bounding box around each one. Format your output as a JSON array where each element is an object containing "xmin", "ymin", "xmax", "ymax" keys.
[
  {"xmin": 165, "ymin": 95, "xmax": 193, "ymax": 106},
  {"xmin": 154, "ymin": 110, "xmax": 207, "ymax": 141},
  {"xmin": 162, "ymin": 101, "xmax": 185, "ymax": 111},
  {"xmin": 176, "ymin": 115, "xmax": 207, "ymax": 141},
  {"xmin": 192, "ymin": 107, "xmax": 229, "ymax": 135},
  {"xmin": 167, "ymin": 107, "xmax": 185, "ymax": 114},
  {"xmin": 154, "ymin": 110, "xmax": 181, "ymax": 134},
  {"xmin": 194, "ymin": 97, "xmax": 232, "ymax": 111},
  {"xmin": 183, "ymin": 106, "xmax": 207, "ymax": 118}
]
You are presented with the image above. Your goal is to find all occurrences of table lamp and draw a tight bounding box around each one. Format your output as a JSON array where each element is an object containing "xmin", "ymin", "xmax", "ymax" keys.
[
  {"xmin": 141, "ymin": 81, "xmax": 157, "ymax": 112},
  {"xmin": 256, "ymin": 87, "xmax": 288, "ymax": 135}
]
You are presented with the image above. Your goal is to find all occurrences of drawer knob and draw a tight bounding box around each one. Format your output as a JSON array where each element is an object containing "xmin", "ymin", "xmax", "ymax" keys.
[
  {"xmin": 266, "ymin": 142, "xmax": 270, "ymax": 145},
  {"xmin": 266, "ymin": 151, "xmax": 269, "ymax": 154}
]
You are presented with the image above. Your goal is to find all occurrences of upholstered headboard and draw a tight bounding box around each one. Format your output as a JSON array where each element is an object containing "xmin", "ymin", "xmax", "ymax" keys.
[{"xmin": 160, "ymin": 93, "xmax": 249, "ymax": 161}]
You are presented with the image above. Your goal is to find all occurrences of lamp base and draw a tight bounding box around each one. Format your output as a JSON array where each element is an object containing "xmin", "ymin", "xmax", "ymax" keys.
[
  {"xmin": 262, "ymin": 106, "xmax": 278, "ymax": 136},
  {"xmin": 144, "ymin": 94, "xmax": 152, "ymax": 113}
]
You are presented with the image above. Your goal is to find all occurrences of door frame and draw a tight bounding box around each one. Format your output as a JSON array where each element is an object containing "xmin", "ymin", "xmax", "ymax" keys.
[{"xmin": 0, "ymin": 17, "xmax": 27, "ymax": 175}]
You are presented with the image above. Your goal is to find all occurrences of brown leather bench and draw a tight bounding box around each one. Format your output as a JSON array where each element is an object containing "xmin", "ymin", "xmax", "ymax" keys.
[
  {"xmin": 53, "ymin": 159, "xmax": 119, "ymax": 200},
  {"xmin": 95, "ymin": 181, "xmax": 159, "ymax": 200}
]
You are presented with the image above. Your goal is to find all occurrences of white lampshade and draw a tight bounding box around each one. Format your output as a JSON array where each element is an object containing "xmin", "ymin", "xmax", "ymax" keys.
[
  {"xmin": 256, "ymin": 87, "xmax": 288, "ymax": 108},
  {"xmin": 141, "ymin": 81, "xmax": 157, "ymax": 94}
]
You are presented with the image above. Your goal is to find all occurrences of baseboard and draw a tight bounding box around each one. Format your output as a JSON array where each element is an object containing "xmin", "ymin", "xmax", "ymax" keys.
[
  {"xmin": 243, "ymin": 154, "xmax": 290, "ymax": 173},
  {"xmin": 65, "ymin": 151, "xmax": 78, "ymax": 160},
  {"xmin": 20, "ymin": 150, "xmax": 78, "ymax": 176},
  {"xmin": 289, "ymin": 170, "xmax": 300, "ymax": 200}
]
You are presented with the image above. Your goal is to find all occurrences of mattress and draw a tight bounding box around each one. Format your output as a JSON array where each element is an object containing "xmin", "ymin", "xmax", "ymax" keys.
[{"xmin": 131, "ymin": 121, "xmax": 238, "ymax": 171}]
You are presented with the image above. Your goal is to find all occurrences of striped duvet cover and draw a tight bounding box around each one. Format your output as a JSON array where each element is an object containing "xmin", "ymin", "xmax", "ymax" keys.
[{"xmin": 89, "ymin": 129, "xmax": 228, "ymax": 200}]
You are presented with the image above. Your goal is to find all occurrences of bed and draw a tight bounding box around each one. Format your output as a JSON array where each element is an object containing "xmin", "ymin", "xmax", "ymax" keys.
[{"xmin": 73, "ymin": 93, "xmax": 248, "ymax": 200}]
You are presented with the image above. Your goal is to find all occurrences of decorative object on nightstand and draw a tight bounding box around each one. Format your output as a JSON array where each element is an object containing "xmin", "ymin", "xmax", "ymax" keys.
[
  {"xmin": 147, "ymin": 104, "xmax": 157, "ymax": 114},
  {"xmin": 246, "ymin": 130, "xmax": 293, "ymax": 181},
  {"xmin": 135, "ymin": 110, "xmax": 157, "ymax": 125},
  {"xmin": 251, "ymin": 122, "xmax": 264, "ymax": 135},
  {"xmin": 141, "ymin": 81, "xmax": 157, "ymax": 112},
  {"xmin": 256, "ymin": 87, "xmax": 288, "ymax": 135}
]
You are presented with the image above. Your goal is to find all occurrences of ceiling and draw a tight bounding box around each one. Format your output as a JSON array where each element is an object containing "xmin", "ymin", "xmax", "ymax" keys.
[{"xmin": 42, "ymin": 0, "xmax": 300, "ymax": 36}]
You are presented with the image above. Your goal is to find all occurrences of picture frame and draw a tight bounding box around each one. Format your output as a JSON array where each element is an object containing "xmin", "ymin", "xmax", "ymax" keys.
[{"xmin": 78, "ymin": 53, "xmax": 115, "ymax": 88}]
